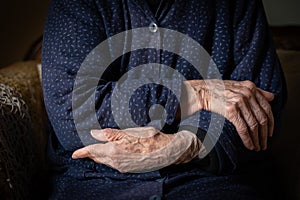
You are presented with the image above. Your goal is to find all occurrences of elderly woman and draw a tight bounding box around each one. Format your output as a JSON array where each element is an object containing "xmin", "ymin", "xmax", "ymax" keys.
[{"xmin": 42, "ymin": 0, "xmax": 287, "ymax": 199}]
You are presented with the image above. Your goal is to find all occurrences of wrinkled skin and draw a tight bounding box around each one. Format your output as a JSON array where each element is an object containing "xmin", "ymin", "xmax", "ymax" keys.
[
  {"xmin": 72, "ymin": 127, "xmax": 203, "ymax": 173},
  {"xmin": 73, "ymin": 80, "xmax": 274, "ymax": 173},
  {"xmin": 182, "ymin": 80, "xmax": 274, "ymax": 151}
]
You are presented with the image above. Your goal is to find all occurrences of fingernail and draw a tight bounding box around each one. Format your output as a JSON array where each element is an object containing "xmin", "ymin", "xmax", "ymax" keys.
[
  {"xmin": 90, "ymin": 130, "xmax": 97, "ymax": 137},
  {"xmin": 91, "ymin": 129, "xmax": 105, "ymax": 136},
  {"xmin": 91, "ymin": 129, "xmax": 100, "ymax": 134},
  {"xmin": 72, "ymin": 153, "xmax": 78, "ymax": 159}
]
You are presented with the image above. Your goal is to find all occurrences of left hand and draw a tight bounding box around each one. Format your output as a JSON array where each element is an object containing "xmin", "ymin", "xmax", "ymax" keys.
[
  {"xmin": 181, "ymin": 80, "xmax": 274, "ymax": 151},
  {"xmin": 72, "ymin": 127, "xmax": 203, "ymax": 173}
]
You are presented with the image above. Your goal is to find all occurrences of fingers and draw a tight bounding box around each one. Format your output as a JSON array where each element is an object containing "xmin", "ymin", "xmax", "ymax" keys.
[
  {"xmin": 236, "ymin": 99, "xmax": 260, "ymax": 151},
  {"xmin": 223, "ymin": 85, "xmax": 260, "ymax": 150},
  {"xmin": 94, "ymin": 128, "xmax": 155, "ymax": 142},
  {"xmin": 91, "ymin": 128, "xmax": 128, "ymax": 142},
  {"xmin": 72, "ymin": 145, "xmax": 95, "ymax": 159},
  {"xmin": 238, "ymin": 81, "xmax": 275, "ymax": 138},
  {"xmin": 234, "ymin": 87, "xmax": 268, "ymax": 150},
  {"xmin": 72, "ymin": 143, "xmax": 124, "ymax": 172},
  {"xmin": 123, "ymin": 126, "xmax": 158, "ymax": 138},
  {"xmin": 96, "ymin": 128, "xmax": 127, "ymax": 141},
  {"xmin": 72, "ymin": 143, "xmax": 113, "ymax": 161},
  {"xmin": 235, "ymin": 80, "xmax": 274, "ymax": 101},
  {"xmin": 217, "ymin": 80, "xmax": 274, "ymax": 151},
  {"xmin": 91, "ymin": 130, "xmax": 109, "ymax": 142},
  {"xmin": 71, "ymin": 129, "xmax": 202, "ymax": 173},
  {"xmin": 73, "ymin": 130, "xmax": 123, "ymax": 160},
  {"xmin": 225, "ymin": 101, "xmax": 255, "ymax": 150},
  {"xmin": 255, "ymin": 90, "xmax": 275, "ymax": 137},
  {"xmin": 252, "ymin": 91, "xmax": 269, "ymax": 149},
  {"xmin": 72, "ymin": 143, "xmax": 119, "ymax": 170}
]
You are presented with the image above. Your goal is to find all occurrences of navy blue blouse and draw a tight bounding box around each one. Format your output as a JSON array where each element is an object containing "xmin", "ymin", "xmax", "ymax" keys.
[{"xmin": 42, "ymin": 0, "xmax": 287, "ymax": 199}]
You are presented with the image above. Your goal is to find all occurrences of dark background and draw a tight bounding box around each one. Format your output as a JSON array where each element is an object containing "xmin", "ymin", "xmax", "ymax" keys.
[{"xmin": 0, "ymin": 0, "xmax": 50, "ymax": 68}]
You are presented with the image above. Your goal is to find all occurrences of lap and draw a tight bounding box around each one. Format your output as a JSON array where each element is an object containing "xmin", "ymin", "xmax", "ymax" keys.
[{"xmin": 48, "ymin": 169, "xmax": 273, "ymax": 200}]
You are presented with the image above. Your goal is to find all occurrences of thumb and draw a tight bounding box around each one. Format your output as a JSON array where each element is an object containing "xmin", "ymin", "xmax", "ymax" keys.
[{"xmin": 72, "ymin": 146, "xmax": 92, "ymax": 159}]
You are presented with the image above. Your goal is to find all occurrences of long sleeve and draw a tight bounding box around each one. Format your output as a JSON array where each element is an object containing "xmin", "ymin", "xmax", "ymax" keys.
[
  {"xmin": 180, "ymin": 0, "xmax": 287, "ymax": 174},
  {"xmin": 42, "ymin": 0, "xmax": 180, "ymax": 151},
  {"xmin": 231, "ymin": 0, "xmax": 287, "ymax": 138},
  {"xmin": 42, "ymin": 0, "xmax": 104, "ymax": 150}
]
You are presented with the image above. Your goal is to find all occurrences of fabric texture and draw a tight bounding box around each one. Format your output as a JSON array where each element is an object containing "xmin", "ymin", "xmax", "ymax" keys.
[
  {"xmin": 42, "ymin": 0, "xmax": 287, "ymax": 199},
  {"xmin": 0, "ymin": 82, "xmax": 32, "ymax": 200},
  {"xmin": 0, "ymin": 61, "xmax": 48, "ymax": 200}
]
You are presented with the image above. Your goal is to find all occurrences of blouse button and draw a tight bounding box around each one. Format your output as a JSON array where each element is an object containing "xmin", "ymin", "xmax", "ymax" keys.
[{"xmin": 149, "ymin": 22, "xmax": 158, "ymax": 33}]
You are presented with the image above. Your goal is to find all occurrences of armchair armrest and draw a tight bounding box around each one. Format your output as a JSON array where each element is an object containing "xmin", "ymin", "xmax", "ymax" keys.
[{"xmin": 0, "ymin": 61, "xmax": 48, "ymax": 199}]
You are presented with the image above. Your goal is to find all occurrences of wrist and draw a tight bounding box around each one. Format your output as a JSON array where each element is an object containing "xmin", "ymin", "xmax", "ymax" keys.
[
  {"xmin": 174, "ymin": 130, "xmax": 205, "ymax": 164},
  {"xmin": 180, "ymin": 81, "xmax": 202, "ymax": 118}
]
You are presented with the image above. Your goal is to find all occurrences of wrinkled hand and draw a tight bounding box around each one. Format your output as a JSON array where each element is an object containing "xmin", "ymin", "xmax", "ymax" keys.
[
  {"xmin": 72, "ymin": 127, "xmax": 204, "ymax": 173},
  {"xmin": 181, "ymin": 80, "xmax": 274, "ymax": 151}
]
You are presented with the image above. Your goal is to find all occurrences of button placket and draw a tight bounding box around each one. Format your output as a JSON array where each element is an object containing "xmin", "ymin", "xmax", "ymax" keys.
[
  {"xmin": 148, "ymin": 22, "xmax": 162, "ymax": 69},
  {"xmin": 149, "ymin": 22, "xmax": 158, "ymax": 33}
]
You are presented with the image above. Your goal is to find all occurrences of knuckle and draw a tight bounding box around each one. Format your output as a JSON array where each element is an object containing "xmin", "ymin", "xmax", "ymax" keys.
[
  {"xmin": 236, "ymin": 94, "xmax": 245, "ymax": 103},
  {"xmin": 243, "ymin": 80, "xmax": 255, "ymax": 88},
  {"xmin": 249, "ymin": 123, "xmax": 258, "ymax": 135},
  {"xmin": 236, "ymin": 93, "xmax": 243, "ymax": 99},
  {"xmin": 237, "ymin": 126, "xmax": 248, "ymax": 135},
  {"xmin": 226, "ymin": 104, "xmax": 237, "ymax": 114},
  {"xmin": 243, "ymin": 88, "xmax": 253, "ymax": 99},
  {"xmin": 241, "ymin": 96, "xmax": 247, "ymax": 103},
  {"xmin": 231, "ymin": 99, "xmax": 239, "ymax": 107},
  {"xmin": 249, "ymin": 122, "xmax": 259, "ymax": 131},
  {"xmin": 259, "ymin": 116, "xmax": 268, "ymax": 125}
]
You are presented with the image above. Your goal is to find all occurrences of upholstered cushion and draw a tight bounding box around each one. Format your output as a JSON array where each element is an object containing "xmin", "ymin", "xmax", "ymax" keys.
[{"xmin": 0, "ymin": 61, "xmax": 48, "ymax": 199}]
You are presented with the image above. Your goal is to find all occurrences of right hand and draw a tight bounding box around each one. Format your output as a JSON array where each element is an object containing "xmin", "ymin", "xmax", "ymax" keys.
[
  {"xmin": 72, "ymin": 127, "xmax": 202, "ymax": 173},
  {"xmin": 180, "ymin": 80, "xmax": 274, "ymax": 151}
]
